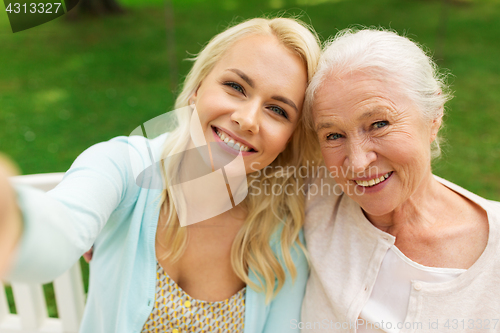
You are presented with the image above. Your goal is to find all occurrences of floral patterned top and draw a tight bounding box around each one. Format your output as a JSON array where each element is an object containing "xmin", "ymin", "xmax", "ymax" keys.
[{"xmin": 141, "ymin": 262, "xmax": 246, "ymax": 333}]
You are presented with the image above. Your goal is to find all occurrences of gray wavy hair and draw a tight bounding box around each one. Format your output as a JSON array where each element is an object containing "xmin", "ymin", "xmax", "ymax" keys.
[{"xmin": 305, "ymin": 28, "xmax": 453, "ymax": 158}]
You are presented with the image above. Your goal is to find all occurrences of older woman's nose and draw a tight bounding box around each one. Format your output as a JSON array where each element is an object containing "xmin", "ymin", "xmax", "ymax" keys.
[
  {"xmin": 343, "ymin": 142, "xmax": 377, "ymax": 174},
  {"xmin": 230, "ymin": 103, "xmax": 260, "ymax": 134}
]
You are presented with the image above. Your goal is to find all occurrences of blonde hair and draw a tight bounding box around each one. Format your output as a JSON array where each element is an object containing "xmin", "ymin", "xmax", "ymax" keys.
[{"xmin": 156, "ymin": 17, "xmax": 321, "ymax": 301}]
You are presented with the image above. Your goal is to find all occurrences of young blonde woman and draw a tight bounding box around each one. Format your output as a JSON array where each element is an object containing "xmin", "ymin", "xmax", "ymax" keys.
[{"xmin": 0, "ymin": 17, "xmax": 321, "ymax": 333}]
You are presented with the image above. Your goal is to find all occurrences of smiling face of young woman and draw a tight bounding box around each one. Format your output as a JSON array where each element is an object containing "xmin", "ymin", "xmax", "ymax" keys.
[
  {"xmin": 313, "ymin": 70, "xmax": 442, "ymax": 218},
  {"xmin": 190, "ymin": 34, "xmax": 308, "ymax": 174}
]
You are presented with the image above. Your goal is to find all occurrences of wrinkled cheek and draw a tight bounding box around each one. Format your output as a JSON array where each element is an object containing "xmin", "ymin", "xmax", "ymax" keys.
[
  {"xmin": 322, "ymin": 155, "xmax": 343, "ymax": 178},
  {"xmin": 319, "ymin": 148, "xmax": 347, "ymax": 189},
  {"xmin": 321, "ymin": 147, "xmax": 336, "ymax": 163},
  {"xmin": 396, "ymin": 165, "xmax": 420, "ymax": 201}
]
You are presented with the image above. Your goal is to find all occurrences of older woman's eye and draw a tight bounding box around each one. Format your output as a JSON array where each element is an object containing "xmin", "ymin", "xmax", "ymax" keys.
[
  {"xmin": 269, "ymin": 106, "xmax": 288, "ymax": 119},
  {"xmin": 326, "ymin": 133, "xmax": 343, "ymax": 140},
  {"xmin": 224, "ymin": 82, "xmax": 245, "ymax": 94},
  {"xmin": 373, "ymin": 121, "xmax": 389, "ymax": 129}
]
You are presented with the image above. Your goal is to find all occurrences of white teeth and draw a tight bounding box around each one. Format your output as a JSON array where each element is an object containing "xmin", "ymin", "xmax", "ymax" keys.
[
  {"xmin": 215, "ymin": 127, "xmax": 252, "ymax": 152},
  {"xmin": 355, "ymin": 172, "xmax": 392, "ymax": 187}
]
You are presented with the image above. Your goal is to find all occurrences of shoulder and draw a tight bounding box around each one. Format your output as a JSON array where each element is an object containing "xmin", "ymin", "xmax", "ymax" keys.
[
  {"xmin": 83, "ymin": 134, "xmax": 167, "ymax": 168},
  {"xmin": 488, "ymin": 200, "xmax": 500, "ymax": 212},
  {"xmin": 73, "ymin": 134, "xmax": 168, "ymax": 187},
  {"xmin": 434, "ymin": 175, "xmax": 500, "ymax": 214},
  {"xmin": 434, "ymin": 175, "xmax": 500, "ymax": 252},
  {"xmin": 304, "ymin": 173, "xmax": 343, "ymax": 232}
]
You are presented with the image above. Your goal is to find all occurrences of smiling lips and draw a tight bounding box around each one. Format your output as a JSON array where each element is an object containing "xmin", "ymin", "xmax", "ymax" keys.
[
  {"xmin": 213, "ymin": 127, "xmax": 254, "ymax": 152},
  {"xmin": 354, "ymin": 171, "xmax": 393, "ymax": 187}
]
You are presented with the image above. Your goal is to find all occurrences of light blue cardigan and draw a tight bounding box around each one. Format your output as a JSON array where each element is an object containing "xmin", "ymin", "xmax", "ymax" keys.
[{"xmin": 8, "ymin": 135, "xmax": 308, "ymax": 333}]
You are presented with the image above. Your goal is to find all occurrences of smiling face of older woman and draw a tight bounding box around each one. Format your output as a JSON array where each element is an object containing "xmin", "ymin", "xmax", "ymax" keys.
[{"xmin": 313, "ymin": 70, "xmax": 442, "ymax": 218}]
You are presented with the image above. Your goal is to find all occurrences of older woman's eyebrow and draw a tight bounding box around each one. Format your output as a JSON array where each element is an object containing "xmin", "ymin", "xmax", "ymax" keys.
[
  {"xmin": 226, "ymin": 69, "xmax": 254, "ymax": 88},
  {"xmin": 358, "ymin": 108, "xmax": 394, "ymax": 120},
  {"xmin": 272, "ymin": 96, "xmax": 299, "ymax": 114},
  {"xmin": 316, "ymin": 122, "xmax": 335, "ymax": 132}
]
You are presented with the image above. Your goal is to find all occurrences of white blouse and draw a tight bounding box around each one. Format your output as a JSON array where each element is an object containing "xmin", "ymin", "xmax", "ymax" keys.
[{"xmin": 358, "ymin": 246, "xmax": 465, "ymax": 333}]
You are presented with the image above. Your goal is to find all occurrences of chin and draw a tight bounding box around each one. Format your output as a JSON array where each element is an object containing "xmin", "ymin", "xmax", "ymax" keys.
[
  {"xmin": 362, "ymin": 207, "xmax": 392, "ymax": 219},
  {"xmin": 355, "ymin": 197, "xmax": 396, "ymax": 218}
]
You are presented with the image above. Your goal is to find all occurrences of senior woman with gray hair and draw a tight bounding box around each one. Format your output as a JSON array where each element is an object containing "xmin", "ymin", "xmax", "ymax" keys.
[{"xmin": 301, "ymin": 29, "xmax": 500, "ymax": 332}]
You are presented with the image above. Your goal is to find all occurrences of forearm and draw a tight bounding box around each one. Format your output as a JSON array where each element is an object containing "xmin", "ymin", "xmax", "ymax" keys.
[{"xmin": 4, "ymin": 138, "xmax": 137, "ymax": 283}]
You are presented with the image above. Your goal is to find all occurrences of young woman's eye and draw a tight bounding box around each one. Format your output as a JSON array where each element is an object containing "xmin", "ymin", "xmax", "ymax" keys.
[
  {"xmin": 326, "ymin": 133, "xmax": 343, "ymax": 140},
  {"xmin": 269, "ymin": 106, "xmax": 288, "ymax": 119},
  {"xmin": 373, "ymin": 121, "xmax": 389, "ymax": 129},
  {"xmin": 224, "ymin": 82, "xmax": 245, "ymax": 94}
]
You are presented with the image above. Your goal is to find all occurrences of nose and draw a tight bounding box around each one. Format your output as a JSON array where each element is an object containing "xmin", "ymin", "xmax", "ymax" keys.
[
  {"xmin": 230, "ymin": 102, "xmax": 260, "ymax": 134},
  {"xmin": 343, "ymin": 138, "xmax": 377, "ymax": 175}
]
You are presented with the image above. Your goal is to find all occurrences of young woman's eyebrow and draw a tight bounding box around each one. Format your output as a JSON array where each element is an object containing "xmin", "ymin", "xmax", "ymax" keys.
[
  {"xmin": 226, "ymin": 68, "xmax": 298, "ymax": 113},
  {"xmin": 272, "ymin": 96, "xmax": 298, "ymax": 114},
  {"xmin": 226, "ymin": 69, "xmax": 254, "ymax": 88}
]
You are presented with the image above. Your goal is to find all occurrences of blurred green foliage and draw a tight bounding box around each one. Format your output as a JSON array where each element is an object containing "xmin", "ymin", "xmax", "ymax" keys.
[
  {"xmin": 0, "ymin": 0, "xmax": 499, "ymax": 200},
  {"xmin": 1, "ymin": 0, "xmax": 499, "ymax": 318}
]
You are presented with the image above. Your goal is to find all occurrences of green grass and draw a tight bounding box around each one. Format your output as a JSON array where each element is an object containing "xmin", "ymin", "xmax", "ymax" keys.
[{"xmin": 1, "ymin": 0, "xmax": 499, "ymax": 318}]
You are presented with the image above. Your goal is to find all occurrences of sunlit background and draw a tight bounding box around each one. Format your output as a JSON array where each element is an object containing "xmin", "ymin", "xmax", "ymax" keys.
[{"xmin": 1, "ymin": 0, "xmax": 499, "ymax": 317}]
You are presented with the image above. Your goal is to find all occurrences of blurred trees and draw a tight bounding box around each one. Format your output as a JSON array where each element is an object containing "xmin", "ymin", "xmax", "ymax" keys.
[{"xmin": 68, "ymin": 0, "xmax": 125, "ymax": 17}]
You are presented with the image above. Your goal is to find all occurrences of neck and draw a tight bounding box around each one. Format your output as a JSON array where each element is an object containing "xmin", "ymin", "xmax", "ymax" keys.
[{"xmin": 365, "ymin": 172, "xmax": 445, "ymax": 234}]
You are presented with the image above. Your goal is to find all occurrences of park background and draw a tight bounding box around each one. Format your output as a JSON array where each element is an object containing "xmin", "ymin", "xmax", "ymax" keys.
[{"xmin": 1, "ymin": 0, "xmax": 499, "ymax": 319}]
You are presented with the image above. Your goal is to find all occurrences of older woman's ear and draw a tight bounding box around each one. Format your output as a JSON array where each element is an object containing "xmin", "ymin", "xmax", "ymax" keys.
[{"xmin": 430, "ymin": 109, "xmax": 443, "ymax": 143}]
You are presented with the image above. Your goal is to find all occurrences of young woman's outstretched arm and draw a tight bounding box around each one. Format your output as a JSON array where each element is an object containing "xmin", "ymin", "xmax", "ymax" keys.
[{"xmin": 1, "ymin": 137, "xmax": 142, "ymax": 284}]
